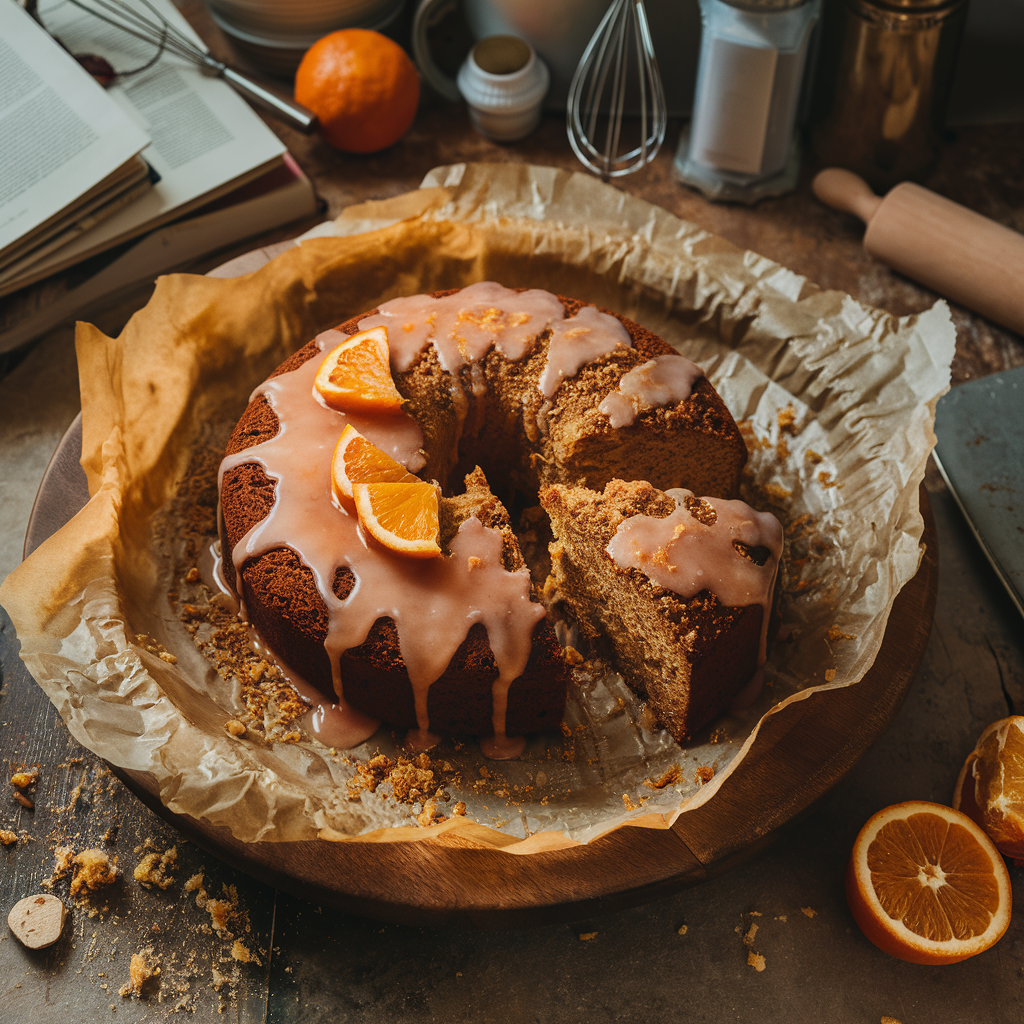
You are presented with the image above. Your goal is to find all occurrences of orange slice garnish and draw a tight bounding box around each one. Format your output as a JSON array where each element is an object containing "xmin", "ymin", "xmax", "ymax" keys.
[
  {"xmin": 846, "ymin": 800, "xmax": 1011, "ymax": 964},
  {"xmin": 331, "ymin": 425, "xmax": 417, "ymax": 507},
  {"xmin": 954, "ymin": 716, "xmax": 1024, "ymax": 860},
  {"xmin": 354, "ymin": 480, "xmax": 441, "ymax": 558},
  {"xmin": 314, "ymin": 325, "xmax": 403, "ymax": 413}
]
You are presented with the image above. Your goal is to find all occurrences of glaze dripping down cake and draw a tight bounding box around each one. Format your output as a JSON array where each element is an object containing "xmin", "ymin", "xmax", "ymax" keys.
[{"xmin": 218, "ymin": 281, "xmax": 778, "ymax": 755}]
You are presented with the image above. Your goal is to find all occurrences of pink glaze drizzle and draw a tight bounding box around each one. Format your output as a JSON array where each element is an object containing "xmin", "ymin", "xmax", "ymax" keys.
[
  {"xmin": 606, "ymin": 490, "xmax": 783, "ymax": 668},
  {"xmin": 357, "ymin": 281, "xmax": 565, "ymax": 372},
  {"xmin": 598, "ymin": 355, "xmax": 705, "ymax": 428},
  {"xmin": 218, "ymin": 299, "xmax": 553, "ymax": 754},
  {"xmin": 538, "ymin": 305, "xmax": 632, "ymax": 398}
]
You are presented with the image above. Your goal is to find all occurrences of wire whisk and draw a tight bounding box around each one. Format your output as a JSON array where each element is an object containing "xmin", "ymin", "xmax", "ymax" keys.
[
  {"xmin": 566, "ymin": 0, "xmax": 666, "ymax": 180},
  {"xmin": 38, "ymin": 0, "xmax": 317, "ymax": 132}
]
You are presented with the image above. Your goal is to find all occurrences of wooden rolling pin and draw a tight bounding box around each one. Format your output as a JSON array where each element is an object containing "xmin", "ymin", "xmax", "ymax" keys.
[{"xmin": 812, "ymin": 167, "xmax": 1024, "ymax": 336}]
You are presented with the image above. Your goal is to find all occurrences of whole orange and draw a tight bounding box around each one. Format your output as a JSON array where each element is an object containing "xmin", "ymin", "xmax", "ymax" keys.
[{"xmin": 295, "ymin": 30, "xmax": 419, "ymax": 154}]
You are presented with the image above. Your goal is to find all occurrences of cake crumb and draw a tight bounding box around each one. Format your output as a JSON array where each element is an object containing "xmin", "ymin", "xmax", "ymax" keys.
[
  {"xmin": 880, "ymin": 1018, "xmax": 905, "ymax": 1024},
  {"xmin": 13, "ymin": 791, "xmax": 34, "ymax": 809},
  {"xmin": 743, "ymin": 923, "xmax": 759, "ymax": 946},
  {"xmin": 621, "ymin": 793, "xmax": 640, "ymax": 812},
  {"xmin": 677, "ymin": 924, "xmax": 688, "ymax": 936},
  {"xmin": 708, "ymin": 728, "xmax": 727, "ymax": 744},
  {"xmin": 777, "ymin": 406, "xmax": 798, "ymax": 433},
  {"xmin": 43, "ymin": 846, "xmax": 76, "ymax": 889},
  {"xmin": 694, "ymin": 765, "xmax": 715, "ymax": 786},
  {"xmin": 467, "ymin": 556, "xmax": 483, "ymax": 571},
  {"xmin": 801, "ymin": 906, "xmax": 817, "ymax": 918},
  {"xmin": 453, "ymin": 802, "xmax": 467, "ymax": 816},
  {"xmin": 133, "ymin": 847, "xmax": 177, "ymax": 890},
  {"xmin": 212, "ymin": 966, "xmax": 230, "ymax": 991},
  {"xmin": 71, "ymin": 849, "xmax": 118, "ymax": 895},
  {"xmin": 10, "ymin": 768, "xmax": 39, "ymax": 788},
  {"xmin": 578, "ymin": 932, "xmax": 597, "ymax": 941},
  {"xmin": 416, "ymin": 801, "xmax": 445, "ymax": 827},
  {"xmin": 824, "ymin": 668, "xmax": 836, "ymax": 682},
  {"xmin": 0, "ymin": 829, "xmax": 17, "ymax": 845},
  {"xmin": 224, "ymin": 720, "xmax": 246, "ymax": 737},
  {"xmin": 747, "ymin": 951, "xmax": 766, "ymax": 972},
  {"xmin": 563, "ymin": 645, "xmax": 584, "ymax": 667},
  {"xmin": 231, "ymin": 940, "xmax": 257, "ymax": 964},
  {"xmin": 644, "ymin": 765, "xmax": 681, "ymax": 789},
  {"xmin": 185, "ymin": 567, "xmax": 200, "ymax": 583},
  {"xmin": 119, "ymin": 950, "xmax": 159, "ymax": 998},
  {"xmin": 827, "ymin": 625, "xmax": 855, "ymax": 641}
]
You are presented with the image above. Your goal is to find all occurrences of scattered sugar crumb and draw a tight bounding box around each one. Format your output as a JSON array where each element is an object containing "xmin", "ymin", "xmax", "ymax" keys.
[
  {"xmin": 0, "ymin": 829, "xmax": 18, "ymax": 846},
  {"xmin": 824, "ymin": 668, "xmax": 837, "ymax": 682},
  {"xmin": 578, "ymin": 932, "xmax": 598, "ymax": 941},
  {"xmin": 453, "ymin": 802, "xmax": 467, "ymax": 816},
  {"xmin": 747, "ymin": 951, "xmax": 766, "ymax": 972},
  {"xmin": 224, "ymin": 720, "xmax": 246, "ymax": 737},
  {"xmin": 677, "ymin": 925, "xmax": 688, "ymax": 936},
  {"xmin": 777, "ymin": 915, "xmax": 787, "ymax": 922},
  {"xmin": 644, "ymin": 765, "xmax": 681, "ymax": 790},
  {"xmin": 212, "ymin": 966, "xmax": 230, "ymax": 991},
  {"xmin": 71, "ymin": 849, "xmax": 118, "ymax": 895},
  {"xmin": 827, "ymin": 626, "xmax": 855, "ymax": 642},
  {"xmin": 801, "ymin": 906, "xmax": 817, "ymax": 918},
  {"xmin": 694, "ymin": 766, "xmax": 715, "ymax": 786},
  {"xmin": 622, "ymin": 793, "xmax": 640, "ymax": 811},
  {"xmin": 881, "ymin": 1018, "xmax": 905, "ymax": 1024},
  {"xmin": 231, "ymin": 940, "xmax": 258, "ymax": 964},
  {"xmin": 743, "ymin": 923, "xmax": 759, "ymax": 947},
  {"xmin": 134, "ymin": 847, "xmax": 177, "ymax": 890},
  {"xmin": 749, "ymin": 911, "xmax": 762, "ymax": 917},
  {"xmin": 10, "ymin": 768, "xmax": 39, "ymax": 788},
  {"xmin": 119, "ymin": 949, "xmax": 159, "ymax": 998}
]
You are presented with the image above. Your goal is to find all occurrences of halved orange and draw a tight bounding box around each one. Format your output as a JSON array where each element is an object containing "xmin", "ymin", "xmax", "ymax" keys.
[
  {"xmin": 353, "ymin": 480, "xmax": 440, "ymax": 558},
  {"xmin": 954, "ymin": 716, "xmax": 1024, "ymax": 860},
  {"xmin": 314, "ymin": 325, "xmax": 403, "ymax": 413},
  {"xmin": 846, "ymin": 801, "xmax": 1011, "ymax": 964},
  {"xmin": 331, "ymin": 424, "xmax": 416, "ymax": 507}
]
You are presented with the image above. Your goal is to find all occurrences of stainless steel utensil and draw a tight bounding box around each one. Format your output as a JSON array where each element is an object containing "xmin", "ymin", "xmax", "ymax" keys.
[
  {"xmin": 55, "ymin": 0, "xmax": 318, "ymax": 133},
  {"xmin": 566, "ymin": 0, "xmax": 666, "ymax": 179}
]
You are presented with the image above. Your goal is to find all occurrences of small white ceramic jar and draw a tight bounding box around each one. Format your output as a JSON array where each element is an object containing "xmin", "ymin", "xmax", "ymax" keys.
[{"xmin": 457, "ymin": 36, "xmax": 550, "ymax": 142}]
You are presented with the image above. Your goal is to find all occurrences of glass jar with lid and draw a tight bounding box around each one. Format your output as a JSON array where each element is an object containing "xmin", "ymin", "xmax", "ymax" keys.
[{"xmin": 674, "ymin": 0, "xmax": 822, "ymax": 202}]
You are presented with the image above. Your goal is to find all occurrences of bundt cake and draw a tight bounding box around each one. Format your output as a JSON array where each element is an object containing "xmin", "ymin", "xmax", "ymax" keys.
[
  {"xmin": 541, "ymin": 479, "xmax": 783, "ymax": 741},
  {"xmin": 217, "ymin": 281, "xmax": 755, "ymax": 756}
]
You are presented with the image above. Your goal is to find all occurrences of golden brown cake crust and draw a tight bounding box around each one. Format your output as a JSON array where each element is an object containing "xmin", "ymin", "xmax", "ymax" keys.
[{"xmin": 219, "ymin": 290, "xmax": 748, "ymax": 739}]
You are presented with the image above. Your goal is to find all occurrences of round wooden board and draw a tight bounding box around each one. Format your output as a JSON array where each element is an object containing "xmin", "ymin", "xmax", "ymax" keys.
[{"xmin": 25, "ymin": 244, "xmax": 939, "ymax": 927}]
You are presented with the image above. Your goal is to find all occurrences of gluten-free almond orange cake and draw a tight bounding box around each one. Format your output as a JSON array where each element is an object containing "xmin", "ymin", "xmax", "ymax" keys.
[{"xmin": 217, "ymin": 282, "xmax": 782, "ymax": 758}]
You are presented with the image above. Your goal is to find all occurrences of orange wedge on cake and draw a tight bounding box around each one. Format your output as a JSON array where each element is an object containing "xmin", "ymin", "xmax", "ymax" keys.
[
  {"xmin": 354, "ymin": 480, "xmax": 441, "ymax": 558},
  {"xmin": 314, "ymin": 325, "xmax": 404, "ymax": 413},
  {"xmin": 846, "ymin": 800, "xmax": 1011, "ymax": 964},
  {"xmin": 331, "ymin": 425, "xmax": 440, "ymax": 558},
  {"xmin": 331, "ymin": 424, "xmax": 417, "ymax": 506}
]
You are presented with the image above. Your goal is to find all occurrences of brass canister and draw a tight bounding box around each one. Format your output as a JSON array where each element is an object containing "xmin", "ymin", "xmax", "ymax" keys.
[{"xmin": 812, "ymin": 0, "xmax": 967, "ymax": 190}]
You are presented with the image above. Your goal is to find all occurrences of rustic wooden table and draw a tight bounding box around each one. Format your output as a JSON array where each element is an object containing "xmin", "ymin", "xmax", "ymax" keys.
[{"xmin": 2, "ymin": 4, "xmax": 1023, "ymax": 1021}]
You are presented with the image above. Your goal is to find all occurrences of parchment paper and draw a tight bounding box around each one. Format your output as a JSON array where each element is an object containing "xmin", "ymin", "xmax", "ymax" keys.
[{"xmin": 0, "ymin": 163, "xmax": 955, "ymax": 848}]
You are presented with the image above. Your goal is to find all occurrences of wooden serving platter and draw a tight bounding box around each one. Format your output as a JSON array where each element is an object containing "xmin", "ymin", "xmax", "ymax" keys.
[{"xmin": 21, "ymin": 242, "xmax": 938, "ymax": 927}]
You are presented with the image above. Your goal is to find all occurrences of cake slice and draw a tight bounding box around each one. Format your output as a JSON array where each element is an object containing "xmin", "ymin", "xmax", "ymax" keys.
[{"xmin": 541, "ymin": 479, "xmax": 784, "ymax": 741}]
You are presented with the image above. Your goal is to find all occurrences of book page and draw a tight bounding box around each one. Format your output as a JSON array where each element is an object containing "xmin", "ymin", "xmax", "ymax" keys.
[
  {"xmin": 0, "ymin": 1, "xmax": 150, "ymax": 256},
  {"xmin": 7, "ymin": 0, "xmax": 286, "ymax": 285}
]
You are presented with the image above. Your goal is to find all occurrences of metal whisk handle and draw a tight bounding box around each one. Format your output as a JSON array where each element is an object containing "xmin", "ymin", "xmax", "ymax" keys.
[{"xmin": 219, "ymin": 67, "xmax": 318, "ymax": 134}]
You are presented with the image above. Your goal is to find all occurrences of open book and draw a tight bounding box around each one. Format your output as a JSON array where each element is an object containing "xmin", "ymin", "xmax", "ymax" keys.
[
  {"xmin": 0, "ymin": 2, "xmax": 151, "ymax": 269},
  {"xmin": 0, "ymin": 0, "xmax": 315, "ymax": 300}
]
